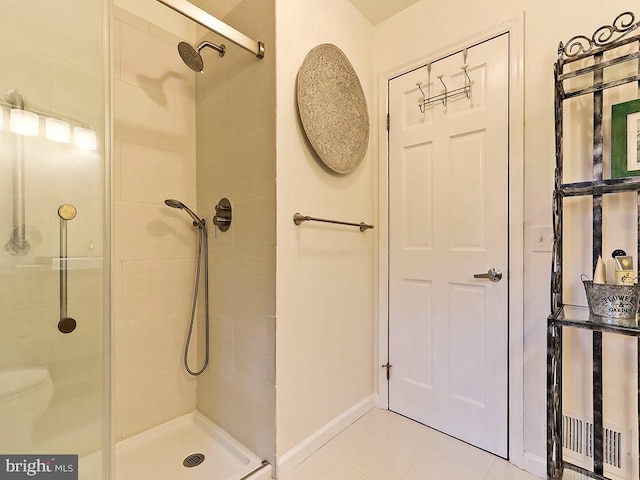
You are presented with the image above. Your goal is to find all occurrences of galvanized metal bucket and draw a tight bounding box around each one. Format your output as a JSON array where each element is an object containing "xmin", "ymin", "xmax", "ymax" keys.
[{"xmin": 582, "ymin": 278, "xmax": 640, "ymax": 319}]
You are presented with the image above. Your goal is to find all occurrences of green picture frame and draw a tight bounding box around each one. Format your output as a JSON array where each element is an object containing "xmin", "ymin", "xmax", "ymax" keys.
[{"xmin": 611, "ymin": 98, "xmax": 640, "ymax": 178}]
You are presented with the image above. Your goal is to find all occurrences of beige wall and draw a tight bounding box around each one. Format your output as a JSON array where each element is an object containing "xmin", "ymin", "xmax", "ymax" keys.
[
  {"xmin": 114, "ymin": 0, "xmax": 196, "ymax": 41},
  {"xmin": 374, "ymin": 0, "xmax": 640, "ymax": 474},
  {"xmin": 275, "ymin": 0, "xmax": 376, "ymax": 457},
  {"xmin": 113, "ymin": 6, "xmax": 198, "ymax": 441},
  {"xmin": 194, "ymin": 0, "xmax": 277, "ymax": 464}
]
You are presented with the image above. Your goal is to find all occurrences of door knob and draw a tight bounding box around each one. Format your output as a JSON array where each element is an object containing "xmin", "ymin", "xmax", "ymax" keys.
[{"xmin": 473, "ymin": 268, "xmax": 502, "ymax": 282}]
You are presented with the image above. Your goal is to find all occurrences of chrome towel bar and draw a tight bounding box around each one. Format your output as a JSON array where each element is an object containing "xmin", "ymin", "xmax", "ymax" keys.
[{"xmin": 293, "ymin": 213, "xmax": 374, "ymax": 232}]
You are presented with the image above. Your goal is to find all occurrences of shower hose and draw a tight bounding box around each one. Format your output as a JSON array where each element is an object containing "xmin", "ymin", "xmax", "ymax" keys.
[{"xmin": 184, "ymin": 220, "xmax": 210, "ymax": 376}]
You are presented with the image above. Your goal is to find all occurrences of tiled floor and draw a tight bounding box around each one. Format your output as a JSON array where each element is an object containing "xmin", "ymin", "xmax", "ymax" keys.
[{"xmin": 282, "ymin": 408, "xmax": 542, "ymax": 480}]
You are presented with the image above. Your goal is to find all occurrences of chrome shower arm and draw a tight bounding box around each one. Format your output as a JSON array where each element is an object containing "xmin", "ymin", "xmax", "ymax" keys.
[{"xmin": 198, "ymin": 41, "xmax": 226, "ymax": 57}]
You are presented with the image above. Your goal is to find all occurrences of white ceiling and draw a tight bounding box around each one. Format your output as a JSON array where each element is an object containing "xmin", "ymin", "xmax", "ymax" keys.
[
  {"xmin": 192, "ymin": 0, "xmax": 244, "ymax": 19},
  {"xmin": 345, "ymin": 0, "xmax": 420, "ymax": 25},
  {"xmin": 192, "ymin": 0, "xmax": 420, "ymax": 25}
]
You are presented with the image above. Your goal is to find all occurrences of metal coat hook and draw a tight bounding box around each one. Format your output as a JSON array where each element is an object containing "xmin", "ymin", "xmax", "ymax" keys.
[
  {"xmin": 437, "ymin": 75, "xmax": 447, "ymax": 107},
  {"xmin": 417, "ymin": 64, "xmax": 431, "ymax": 114},
  {"xmin": 416, "ymin": 81, "xmax": 426, "ymax": 112},
  {"xmin": 461, "ymin": 66, "xmax": 471, "ymax": 97},
  {"xmin": 417, "ymin": 51, "xmax": 472, "ymax": 113}
]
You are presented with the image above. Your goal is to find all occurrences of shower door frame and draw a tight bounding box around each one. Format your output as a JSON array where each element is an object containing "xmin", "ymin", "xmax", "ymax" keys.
[
  {"xmin": 104, "ymin": 0, "xmax": 114, "ymax": 478},
  {"xmin": 376, "ymin": 13, "xmax": 528, "ymax": 472}
]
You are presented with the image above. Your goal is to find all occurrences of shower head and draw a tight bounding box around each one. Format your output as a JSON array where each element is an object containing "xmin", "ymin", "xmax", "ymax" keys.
[
  {"xmin": 178, "ymin": 41, "xmax": 226, "ymax": 73},
  {"xmin": 164, "ymin": 199, "xmax": 203, "ymax": 225},
  {"xmin": 178, "ymin": 42, "xmax": 204, "ymax": 73}
]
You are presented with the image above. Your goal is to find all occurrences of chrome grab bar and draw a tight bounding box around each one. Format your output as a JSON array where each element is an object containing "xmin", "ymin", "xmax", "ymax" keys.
[
  {"xmin": 293, "ymin": 213, "xmax": 374, "ymax": 232},
  {"xmin": 58, "ymin": 204, "xmax": 77, "ymax": 334},
  {"xmin": 5, "ymin": 90, "xmax": 30, "ymax": 256}
]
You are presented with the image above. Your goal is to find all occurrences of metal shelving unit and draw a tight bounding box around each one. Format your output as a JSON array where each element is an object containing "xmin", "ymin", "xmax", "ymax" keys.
[{"xmin": 547, "ymin": 12, "xmax": 640, "ymax": 480}]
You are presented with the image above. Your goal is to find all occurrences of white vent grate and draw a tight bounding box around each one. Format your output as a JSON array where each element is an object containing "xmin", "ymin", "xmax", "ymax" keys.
[{"xmin": 562, "ymin": 412, "xmax": 628, "ymax": 479}]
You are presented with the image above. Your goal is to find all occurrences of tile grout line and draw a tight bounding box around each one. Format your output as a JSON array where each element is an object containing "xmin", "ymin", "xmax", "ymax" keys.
[
  {"xmin": 397, "ymin": 457, "xmax": 421, "ymax": 480},
  {"xmin": 320, "ymin": 447, "xmax": 376, "ymax": 479},
  {"xmin": 482, "ymin": 457, "xmax": 497, "ymax": 480}
]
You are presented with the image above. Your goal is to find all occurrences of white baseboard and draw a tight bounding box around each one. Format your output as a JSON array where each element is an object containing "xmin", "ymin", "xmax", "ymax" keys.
[
  {"xmin": 276, "ymin": 395, "xmax": 376, "ymax": 478},
  {"xmin": 523, "ymin": 452, "xmax": 546, "ymax": 479}
]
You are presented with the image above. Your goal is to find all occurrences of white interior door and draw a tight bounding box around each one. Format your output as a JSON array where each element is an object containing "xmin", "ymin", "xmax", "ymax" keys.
[{"xmin": 388, "ymin": 34, "xmax": 510, "ymax": 457}]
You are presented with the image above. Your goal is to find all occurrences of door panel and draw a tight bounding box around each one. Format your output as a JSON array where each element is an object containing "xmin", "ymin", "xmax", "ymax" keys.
[
  {"xmin": 450, "ymin": 130, "xmax": 486, "ymax": 249},
  {"xmin": 388, "ymin": 34, "xmax": 509, "ymax": 457},
  {"xmin": 402, "ymin": 143, "xmax": 434, "ymax": 248},
  {"xmin": 449, "ymin": 283, "xmax": 486, "ymax": 405},
  {"xmin": 404, "ymin": 279, "xmax": 433, "ymax": 387}
]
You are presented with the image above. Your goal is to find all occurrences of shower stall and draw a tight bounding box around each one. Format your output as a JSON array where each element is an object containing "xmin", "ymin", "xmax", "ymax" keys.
[{"xmin": 0, "ymin": 0, "xmax": 276, "ymax": 478}]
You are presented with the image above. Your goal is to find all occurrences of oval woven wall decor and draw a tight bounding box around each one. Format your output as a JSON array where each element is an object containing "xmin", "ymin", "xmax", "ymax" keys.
[{"xmin": 296, "ymin": 44, "xmax": 370, "ymax": 174}]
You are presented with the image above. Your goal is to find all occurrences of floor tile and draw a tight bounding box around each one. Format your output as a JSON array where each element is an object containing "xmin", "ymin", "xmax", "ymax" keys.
[
  {"xmin": 282, "ymin": 449, "xmax": 371, "ymax": 480},
  {"xmin": 486, "ymin": 458, "xmax": 542, "ymax": 480},
  {"xmin": 400, "ymin": 458, "xmax": 465, "ymax": 480},
  {"xmin": 355, "ymin": 409, "xmax": 494, "ymax": 480},
  {"xmin": 324, "ymin": 424, "xmax": 418, "ymax": 480},
  {"xmin": 282, "ymin": 409, "xmax": 541, "ymax": 480}
]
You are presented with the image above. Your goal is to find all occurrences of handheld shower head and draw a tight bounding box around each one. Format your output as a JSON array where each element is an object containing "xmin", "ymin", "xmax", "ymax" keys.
[
  {"xmin": 164, "ymin": 199, "xmax": 203, "ymax": 225},
  {"xmin": 177, "ymin": 41, "xmax": 225, "ymax": 73},
  {"xmin": 164, "ymin": 199, "xmax": 185, "ymax": 209}
]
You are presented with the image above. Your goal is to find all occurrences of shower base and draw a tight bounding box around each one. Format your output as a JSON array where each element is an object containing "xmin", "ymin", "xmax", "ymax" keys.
[{"xmin": 116, "ymin": 411, "xmax": 269, "ymax": 480}]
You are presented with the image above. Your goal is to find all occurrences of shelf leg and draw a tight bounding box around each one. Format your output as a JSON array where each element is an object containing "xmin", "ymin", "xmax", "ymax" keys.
[
  {"xmin": 548, "ymin": 321, "xmax": 563, "ymax": 479},
  {"xmin": 593, "ymin": 331, "xmax": 604, "ymax": 476}
]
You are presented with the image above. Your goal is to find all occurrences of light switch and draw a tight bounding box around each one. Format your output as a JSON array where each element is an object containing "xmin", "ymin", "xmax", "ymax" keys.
[{"xmin": 533, "ymin": 226, "xmax": 553, "ymax": 253}]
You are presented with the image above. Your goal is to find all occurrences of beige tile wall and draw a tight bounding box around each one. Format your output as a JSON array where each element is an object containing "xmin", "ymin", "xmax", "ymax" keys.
[
  {"xmin": 194, "ymin": 0, "xmax": 277, "ymax": 465},
  {"xmin": 113, "ymin": 6, "xmax": 199, "ymax": 441}
]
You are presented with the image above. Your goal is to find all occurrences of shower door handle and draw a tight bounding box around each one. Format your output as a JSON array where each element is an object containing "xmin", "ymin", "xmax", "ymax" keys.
[{"xmin": 58, "ymin": 204, "xmax": 77, "ymax": 334}]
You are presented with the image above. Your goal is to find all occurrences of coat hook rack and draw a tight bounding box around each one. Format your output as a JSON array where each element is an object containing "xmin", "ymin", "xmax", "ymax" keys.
[{"xmin": 417, "ymin": 52, "xmax": 471, "ymax": 113}]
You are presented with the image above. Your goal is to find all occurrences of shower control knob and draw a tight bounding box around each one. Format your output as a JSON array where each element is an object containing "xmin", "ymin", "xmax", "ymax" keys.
[{"xmin": 213, "ymin": 198, "xmax": 232, "ymax": 232}]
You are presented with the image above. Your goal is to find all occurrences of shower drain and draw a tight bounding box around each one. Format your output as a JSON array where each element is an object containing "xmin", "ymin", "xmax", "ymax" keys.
[{"xmin": 183, "ymin": 453, "xmax": 205, "ymax": 468}]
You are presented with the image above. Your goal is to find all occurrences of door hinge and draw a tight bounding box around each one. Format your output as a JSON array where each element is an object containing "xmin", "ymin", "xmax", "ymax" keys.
[
  {"xmin": 381, "ymin": 362, "xmax": 392, "ymax": 380},
  {"xmin": 386, "ymin": 113, "xmax": 390, "ymax": 131}
]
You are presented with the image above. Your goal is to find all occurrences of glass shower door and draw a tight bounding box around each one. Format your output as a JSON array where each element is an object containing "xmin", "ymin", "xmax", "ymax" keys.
[{"xmin": 0, "ymin": 1, "xmax": 109, "ymax": 478}]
